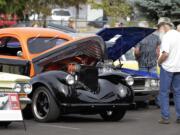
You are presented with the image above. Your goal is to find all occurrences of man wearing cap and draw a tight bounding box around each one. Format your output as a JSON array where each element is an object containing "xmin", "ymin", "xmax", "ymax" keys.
[{"xmin": 157, "ymin": 17, "xmax": 180, "ymax": 124}]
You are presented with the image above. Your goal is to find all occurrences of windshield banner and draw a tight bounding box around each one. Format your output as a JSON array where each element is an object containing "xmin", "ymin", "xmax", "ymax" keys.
[{"xmin": 0, "ymin": 93, "xmax": 23, "ymax": 121}]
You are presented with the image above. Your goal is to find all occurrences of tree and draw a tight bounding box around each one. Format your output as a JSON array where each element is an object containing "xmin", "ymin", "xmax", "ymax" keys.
[
  {"xmin": 135, "ymin": 0, "xmax": 180, "ymax": 24},
  {"xmin": 27, "ymin": 0, "xmax": 56, "ymax": 18},
  {"xmin": 0, "ymin": 0, "xmax": 27, "ymax": 18},
  {"xmin": 27, "ymin": 0, "xmax": 87, "ymax": 19},
  {"xmin": 59, "ymin": 0, "xmax": 88, "ymax": 19},
  {"xmin": 0, "ymin": 0, "xmax": 5, "ymax": 6},
  {"xmin": 90, "ymin": 0, "xmax": 132, "ymax": 19},
  {"xmin": 0, "ymin": 0, "xmax": 89, "ymax": 21},
  {"xmin": 26, "ymin": 0, "xmax": 62, "ymax": 26}
]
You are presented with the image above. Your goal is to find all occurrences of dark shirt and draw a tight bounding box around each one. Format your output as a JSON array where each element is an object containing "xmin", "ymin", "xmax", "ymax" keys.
[{"xmin": 136, "ymin": 33, "xmax": 161, "ymax": 68}]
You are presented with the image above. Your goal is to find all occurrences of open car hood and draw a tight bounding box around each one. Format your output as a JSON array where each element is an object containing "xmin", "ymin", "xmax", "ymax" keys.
[
  {"xmin": 97, "ymin": 27, "xmax": 156, "ymax": 60},
  {"xmin": 32, "ymin": 36, "xmax": 105, "ymax": 74}
]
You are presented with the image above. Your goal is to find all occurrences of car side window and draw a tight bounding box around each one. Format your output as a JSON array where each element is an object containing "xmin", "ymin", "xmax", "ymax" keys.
[{"xmin": 0, "ymin": 36, "xmax": 22, "ymax": 56}]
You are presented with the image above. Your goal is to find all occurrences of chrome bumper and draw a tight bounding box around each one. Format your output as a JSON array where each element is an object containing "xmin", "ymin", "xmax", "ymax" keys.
[
  {"xmin": 19, "ymin": 97, "xmax": 31, "ymax": 104},
  {"xmin": 133, "ymin": 86, "xmax": 159, "ymax": 93},
  {"xmin": 132, "ymin": 86, "xmax": 159, "ymax": 102}
]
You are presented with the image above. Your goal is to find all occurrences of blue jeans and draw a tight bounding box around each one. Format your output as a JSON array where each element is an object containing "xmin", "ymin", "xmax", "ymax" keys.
[
  {"xmin": 159, "ymin": 67, "xmax": 180, "ymax": 119},
  {"xmin": 139, "ymin": 66, "xmax": 157, "ymax": 73}
]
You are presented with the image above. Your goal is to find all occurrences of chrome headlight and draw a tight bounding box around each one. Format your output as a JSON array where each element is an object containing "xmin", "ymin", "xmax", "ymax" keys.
[
  {"xmin": 125, "ymin": 76, "xmax": 134, "ymax": 86},
  {"xmin": 150, "ymin": 79, "xmax": 158, "ymax": 87},
  {"xmin": 145, "ymin": 79, "xmax": 151, "ymax": 87},
  {"xmin": 145, "ymin": 79, "xmax": 159, "ymax": 87},
  {"xmin": 158, "ymin": 80, "xmax": 160, "ymax": 87},
  {"xmin": 65, "ymin": 74, "xmax": 75, "ymax": 85},
  {"xmin": 118, "ymin": 84, "xmax": 128, "ymax": 98},
  {"xmin": 23, "ymin": 84, "xmax": 32, "ymax": 94},
  {"xmin": 14, "ymin": 84, "xmax": 21, "ymax": 93}
]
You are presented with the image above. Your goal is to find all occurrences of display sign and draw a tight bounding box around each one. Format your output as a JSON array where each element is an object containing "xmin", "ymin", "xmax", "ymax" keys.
[{"xmin": 0, "ymin": 93, "xmax": 23, "ymax": 121}]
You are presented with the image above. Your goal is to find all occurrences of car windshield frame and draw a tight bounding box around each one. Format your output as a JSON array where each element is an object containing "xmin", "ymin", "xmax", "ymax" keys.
[{"xmin": 27, "ymin": 36, "xmax": 68, "ymax": 54}]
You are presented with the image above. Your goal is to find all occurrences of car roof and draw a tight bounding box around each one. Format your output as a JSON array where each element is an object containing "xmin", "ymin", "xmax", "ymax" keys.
[{"xmin": 0, "ymin": 27, "xmax": 73, "ymax": 40}]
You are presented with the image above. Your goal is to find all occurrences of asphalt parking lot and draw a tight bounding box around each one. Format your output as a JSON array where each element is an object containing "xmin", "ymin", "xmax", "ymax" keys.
[{"xmin": 1, "ymin": 106, "xmax": 180, "ymax": 135}]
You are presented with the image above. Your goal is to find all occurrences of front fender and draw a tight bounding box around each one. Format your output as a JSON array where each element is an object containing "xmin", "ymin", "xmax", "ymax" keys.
[
  {"xmin": 31, "ymin": 71, "xmax": 70, "ymax": 105},
  {"xmin": 76, "ymin": 79, "xmax": 134, "ymax": 104}
]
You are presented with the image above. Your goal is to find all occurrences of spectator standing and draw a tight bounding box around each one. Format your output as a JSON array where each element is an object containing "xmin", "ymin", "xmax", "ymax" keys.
[
  {"xmin": 157, "ymin": 17, "xmax": 180, "ymax": 124},
  {"xmin": 68, "ymin": 18, "xmax": 75, "ymax": 29},
  {"xmin": 134, "ymin": 21, "xmax": 161, "ymax": 73},
  {"xmin": 177, "ymin": 24, "xmax": 180, "ymax": 32}
]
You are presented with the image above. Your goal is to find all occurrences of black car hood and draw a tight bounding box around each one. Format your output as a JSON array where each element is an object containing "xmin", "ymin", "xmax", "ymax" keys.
[{"xmin": 97, "ymin": 27, "xmax": 156, "ymax": 60}]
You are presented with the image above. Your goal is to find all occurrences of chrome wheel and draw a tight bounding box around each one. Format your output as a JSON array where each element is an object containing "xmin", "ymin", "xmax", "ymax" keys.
[
  {"xmin": 33, "ymin": 91, "xmax": 50, "ymax": 120},
  {"xmin": 32, "ymin": 86, "xmax": 60, "ymax": 122}
]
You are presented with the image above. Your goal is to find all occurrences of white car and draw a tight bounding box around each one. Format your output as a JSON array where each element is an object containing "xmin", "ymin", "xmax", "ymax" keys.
[
  {"xmin": 0, "ymin": 94, "xmax": 8, "ymax": 109},
  {"xmin": 0, "ymin": 72, "xmax": 32, "ymax": 127},
  {"xmin": 0, "ymin": 72, "xmax": 32, "ymax": 109},
  {"xmin": 51, "ymin": 9, "xmax": 71, "ymax": 21}
]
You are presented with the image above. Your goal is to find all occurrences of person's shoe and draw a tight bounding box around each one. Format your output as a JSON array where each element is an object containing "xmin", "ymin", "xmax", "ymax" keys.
[
  {"xmin": 158, "ymin": 118, "xmax": 170, "ymax": 124},
  {"xmin": 176, "ymin": 119, "xmax": 180, "ymax": 124}
]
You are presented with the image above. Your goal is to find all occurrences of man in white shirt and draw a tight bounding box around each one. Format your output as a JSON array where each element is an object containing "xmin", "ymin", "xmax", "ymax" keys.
[
  {"xmin": 158, "ymin": 17, "xmax": 180, "ymax": 124},
  {"xmin": 177, "ymin": 24, "xmax": 180, "ymax": 32}
]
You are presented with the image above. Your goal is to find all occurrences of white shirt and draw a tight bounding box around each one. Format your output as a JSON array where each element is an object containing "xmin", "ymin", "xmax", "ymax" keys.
[{"xmin": 161, "ymin": 30, "xmax": 180, "ymax": 72}]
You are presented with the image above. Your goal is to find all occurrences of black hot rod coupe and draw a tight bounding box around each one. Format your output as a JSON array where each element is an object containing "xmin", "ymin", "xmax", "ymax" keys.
[{"xmin": 0, "ymin": 27, "xmax": 156, "ymax": 122}]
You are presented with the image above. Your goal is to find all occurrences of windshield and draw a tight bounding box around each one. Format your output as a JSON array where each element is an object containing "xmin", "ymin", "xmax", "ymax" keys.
[
  {"xmin": 53, "ymin": 10, "xmax": 70, "ymax": 16},
  {"xmin": 27, "ymin": 37, "xmax": 68, "ymax": 54},
  {"xmin": 121, "ymin": 49, "xmax": 135, "ymax": 61}
]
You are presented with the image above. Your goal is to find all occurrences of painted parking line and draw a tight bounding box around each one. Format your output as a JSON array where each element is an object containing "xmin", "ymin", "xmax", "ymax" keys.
[{"xmin": 38, "ymin": 124, "xmax": 80, "ymax": 130}]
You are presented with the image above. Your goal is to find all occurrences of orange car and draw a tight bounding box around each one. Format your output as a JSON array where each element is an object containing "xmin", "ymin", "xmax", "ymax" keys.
[
  {"xmin": 0, "ymin": 27, "xmax": 134, "ymax": 122},
  {"xmin": 0, "ymin": 27, "xmax": 73, "ymax": 77}
]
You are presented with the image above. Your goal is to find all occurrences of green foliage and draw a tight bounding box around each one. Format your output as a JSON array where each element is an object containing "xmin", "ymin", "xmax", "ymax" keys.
[
  {"xmin": 89, "ymin": 0, "xmax": 132, "ymax": 26},
  {"xmin": 135, "ymin": 0, "xmax": 180, "ymax": 22},
  {"xmin": 0, "ymin": 0, "xmax": 26, "ymax": 16},
  {"xmin": 63, "ymin": 0, "xmax": 88, "ymax": 6},
  {"xmin": 27, "ymin": 0, "xmax": 51, "ymax": 16},
  {"xmin": 90, "ymin": 0, "xmax": 132, "ymax": 18},
  {"xmin": 0, "ymin": 0, "xmax": 93, "ymax": 20},
  {"xmin": 0, "ymin": 0, "xmax": 5, "ymax": 6},
  {"xmin": 60, "ymin": 0, "xmax": 88, "ymax": 18}
]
